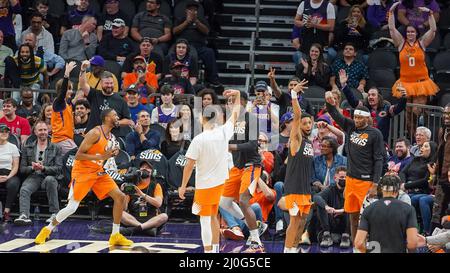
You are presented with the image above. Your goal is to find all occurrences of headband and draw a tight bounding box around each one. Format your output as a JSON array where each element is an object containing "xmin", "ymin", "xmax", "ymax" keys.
[{"xmin": 354, "ymin": 109, "xmax": 371, "ymax": 117}]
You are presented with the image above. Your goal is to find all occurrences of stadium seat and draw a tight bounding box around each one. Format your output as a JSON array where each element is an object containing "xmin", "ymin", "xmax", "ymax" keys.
[
  {"xmin": 150, "ymin": 123, "xmax": 167, "ymax": 146},
  {"xmin": 443, "ymin": 32, "xmax": 450, "ymax": 50},
  {"xmin": 439, "ymin": 92, "xmax": 450, "ymax": 107},
  {"xmin": 438, "ymin": 7, "xmax": 450, "ymax": 32},
  {"xmin": 426, "ymin": 32, "xmax": 441, "ymax": 54},
  {"xmin": 47, "ymin": 0, "xmax": 66, "ymax": 18},
  {"xmin": 336, "ymin": 6, "xmax": 350, "ymax": 24},
  {"xmin": 117, "ymin": 137, "xmax": 127, "ymax": 151},
  {"xmin": 103, "ymin": 60, "xmax": 122, "ymax": 85},
  {"xmin": 433, "ymin": 51, "xmax": 450, "ymax": 90},
  {"xmin": 302, "ymin": 85, "xmax": 326, "ymax": 99},
  {"xmin": 368, "ymin": 69, "xmax": 396, "ymax": 89},
  {"xmin": 8, "ymin": 133, "xmax": 20, "ymax": 150},
  {"xmin": 118, "ymin": 0, "xmax": 137, "ymax": 20},
  {"xmin": 367, "ymin": 49, "xmax": 398, "ymax": 71}
]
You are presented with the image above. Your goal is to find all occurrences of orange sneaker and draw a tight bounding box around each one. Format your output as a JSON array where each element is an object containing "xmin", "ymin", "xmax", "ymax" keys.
[{"xmin": 35, "ymin": 227, "xmax": 51, "ymax": 244}]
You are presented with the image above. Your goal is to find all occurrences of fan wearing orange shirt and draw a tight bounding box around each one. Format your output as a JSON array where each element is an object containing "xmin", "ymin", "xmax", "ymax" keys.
[
  {"xmin": 35, "ymin": 108, "xmax": 133, "ymax": 247},
  {"xmin": 122, "ymin": 55, "xmax": 158, "ymax": 105},
  {"xmin": 51, "ymin": 62, "xmax": 78, "ymax": 155},
  {"xmin": 388, "ymin": 2, "xmax": 439, "ymax": 135}
]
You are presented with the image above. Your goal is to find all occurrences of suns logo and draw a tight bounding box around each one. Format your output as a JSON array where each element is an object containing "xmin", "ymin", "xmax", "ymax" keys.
[
  {"xmin": 140, "ymin": 149, "xmax": 162, "ymax": 161},
  {"xmin": 303, "ymin": 142, "xmax": 314, "ymax": 157},
  {"xmin": 234, "ymin": 121, "xmax": 246, "ymax": 135},
  {"xmin": 350, "ymin": 132, "xmax": 369, "ymax": 146}
]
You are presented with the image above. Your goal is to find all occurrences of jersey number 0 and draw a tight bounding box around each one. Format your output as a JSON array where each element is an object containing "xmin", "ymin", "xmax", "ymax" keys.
[{"xmin": 408, "ymin": 57, "xmax": 415, "ymax": 67}]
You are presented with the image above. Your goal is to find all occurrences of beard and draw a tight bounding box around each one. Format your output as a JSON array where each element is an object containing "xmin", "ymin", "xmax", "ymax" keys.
[{"xmin": 103, "ymin": 87, "xmax": 114, "ymax": 95}]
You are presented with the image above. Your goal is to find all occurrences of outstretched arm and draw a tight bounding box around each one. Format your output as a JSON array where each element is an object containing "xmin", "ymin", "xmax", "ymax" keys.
[
  {"xmin": 420, "ymin": 7, "xmax": 437, "ymax": 48},
  {"xmin": 290, "ymin": 80, "xmax": 308, "ymax": 155},
  {"xmin": 388, "ymin": 2, "xmax": 404, "ymax": 48}
]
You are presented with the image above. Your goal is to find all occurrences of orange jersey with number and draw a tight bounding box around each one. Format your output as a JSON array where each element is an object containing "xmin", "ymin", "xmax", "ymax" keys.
[
  {"xmin": 51, "ymin": 103, "xmax": 74, "ymax": 143},
  {"xmin": 72, "ymin": 126, "xmax": 110, "ymax": 173},
  {"xmin": 399, "ymin": 41, "xmax": 429, "ymax": 82}
]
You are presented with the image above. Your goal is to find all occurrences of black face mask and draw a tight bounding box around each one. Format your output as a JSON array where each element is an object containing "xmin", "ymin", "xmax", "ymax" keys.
[{"xmin": 337, "ymin": 178, "xmax": 346, "ymax": 189}]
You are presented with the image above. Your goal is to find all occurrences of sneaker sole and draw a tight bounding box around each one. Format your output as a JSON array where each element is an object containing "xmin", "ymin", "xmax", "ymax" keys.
[
  {"xmin": 14, "ymin": 221, "xmax": 32, "ymax": 226},
  {"xmin": 223, "ymin": 230, "xmax": 244, "ymax": 241}
]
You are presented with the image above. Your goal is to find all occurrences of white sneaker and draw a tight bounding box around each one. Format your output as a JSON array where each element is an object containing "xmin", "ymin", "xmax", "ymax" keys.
[
  {"xmin": 276, "ymin": 219, "xmax": 284, "ymax": 232},
  {"xmin": 46, "ymin": 213, "xmax": 57, "ymax": 224}
]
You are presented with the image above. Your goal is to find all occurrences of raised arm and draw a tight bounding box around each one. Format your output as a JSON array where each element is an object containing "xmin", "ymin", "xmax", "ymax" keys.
[
  {"xmin": 419, "ymin": 7, "xmax": 437, "ymax": 48},
  {"xmin": 223, "ymin": 89, "xmax": 241, "ymax": 125},
  {"xmin": 325, "ymin": 91, "xmax": 353, "ymax": 131},
  {"xmin": 339, "ymin": 69, "xmax": 362, "ymax": 108},
  {"xmin": 388, "ymin": 2, "xmax": 404, "ymax": 48},
  {"xmin": 79, "ymin": 60, "xmax": 91, "ymax": 97},
  {"xmin": 289, "ymin": 80, "xmax": 308, "ymax": 155},
  {"xmin": 268, "ymin": 67, "xmax": 282, "ymax": 99}
]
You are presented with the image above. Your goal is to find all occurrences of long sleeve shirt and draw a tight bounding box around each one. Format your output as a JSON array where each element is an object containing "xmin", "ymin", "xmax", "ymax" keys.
[
  {"xmin": 125, "ymin": 130, "xmax": 161, "ymax": 157},
  {"xmin": 59, "ymin": 29, "xmax": 97, "ymax": 61},
  {"xmin": 327, "ymin": 102, "xmax": 384, "ymax": 184}
]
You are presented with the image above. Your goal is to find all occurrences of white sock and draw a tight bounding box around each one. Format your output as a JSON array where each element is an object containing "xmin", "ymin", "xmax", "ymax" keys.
[
  {"xmin": 204, "ymin": 249, "xmax": 214, "ymax": 253},
  {"xmin": 200, "ymin": 216, "xmax": 212, "ymax": 248},
  {"xmin": 112, "ymin": 223, "xmax": 120, "ymax": 235},
  {"xmin": 212, "ymin": 244, "xmax": 219, "ymax": 253},
  {"xmin": 249, "ymin": 229, "xmax": 261, "ymax": 244},
  {"xmin": 289, "ymin": 247, "xmax": 298, "ymax": 253},
  {"xmin": 284, "ymin": 247, "xmax": 290, "ymax": 253}
]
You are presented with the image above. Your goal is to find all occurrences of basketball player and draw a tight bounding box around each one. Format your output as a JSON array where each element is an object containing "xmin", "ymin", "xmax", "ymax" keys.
[
  {"xmin": 283, "ymin": 80, "xmax": 314, "ymax": 253},
  {"xmin": 179, "ymin": 89, "xmax": 241, "ymax": 253},
  {"xmin": 325, "ymin": 91, "xmax": 385, "ymax": 244},
  {"xmin": 35, "ymin": 109, "xmax": 133, "ymax": 246}
]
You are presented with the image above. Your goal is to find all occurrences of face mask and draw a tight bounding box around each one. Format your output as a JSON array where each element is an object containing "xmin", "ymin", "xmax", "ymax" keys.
[{"xmin": 337, "ymin": 178, "xmax": 346, "ymax": 189}]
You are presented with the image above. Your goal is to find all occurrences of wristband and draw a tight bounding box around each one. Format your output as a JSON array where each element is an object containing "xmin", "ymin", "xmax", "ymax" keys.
[{"xmin": 291, "ymin": 90, "xmax": 298, "ymax": 100}]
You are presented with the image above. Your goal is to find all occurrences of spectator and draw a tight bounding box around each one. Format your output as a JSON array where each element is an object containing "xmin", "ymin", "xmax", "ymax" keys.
[
  {"xmin": 417, "ymin": 216, "xmax": 450, "ymax": 252},
  {"xmin": 97, "ymin": 18, "xmax": 137, "ymax": 65},
  {"xmin": 51, "ymin": 62, "xmax": 78, "ymax": 155},
  {"xmin": 97, "ymin": 0, "xmax": 132, "ymax": 42},
  {"xmin": 293, "ymin": 0, "xmax": 335, "ymax": 60},
  {"xmin": 122, "ymin": 37, "xmax": 163, "ymax": 80},
  {"xmin": 125, "ymin": 109, "xmax": 160, "ymax": 160},
  {"xmin": 21, "ymin": 13, "xmax": 54, "ymax": 54},
  {"xmin": 16, "ymin": 87, "xmax": 42, "ymax": 124},
  {"xmin": 161, "ymin": 118, "xmax": 191, "ymax": 159},
  {"xmin": 410, "ymin": 126, "xmax": 431, "ymax": 156},
  {"xmin": 339, "ymin": 69, "xmax": 407, "ymax": 142},
  {"xmin": 389, "ymin": 138, "xmax": 414, "ymax": 172},
  {"xmin": 151, "ymin": 85, "xmax": 177, "ymax": 129},
  {"xmin": 330, "ymin": 43, "xmax": 368, "ymax": 92},
  {"xmin": 0, "ymin": 0, "xmax": 20, "ymax": 52},
  {"xmin": 330, "ymin": 5, "xmax": 372, "ymax": 63},
  {"xmin": 354, "ymin": 174, "xmax": 418, "ymax": 253},
  {"xmin": 367, "ymin": 0, "xmax": 393, "ymax": 31},
  {"xmin": 59, "ymin": 15, "xmax": 98, "ymax": 62},
  {"xmin": 269, "ymin": 69, "xmax": 315, "ymax": 117},
  {"xmin": 313, "ymin": 166, "xmax": 351, "ymax": 248},
  {"xmin": 40, "ymin": 103, "xmax": 52, "ymax": 136},
  {"xmin": 0, "ymin": 123, "xmax": 20, "ymax": 223},
  {"xmin": 397, "ymin": 0, "xmax": 440, "ymax": 33},
  {"xmin": 248, "ymin": 81, "xmax": 279, "ymax": 140},
  {"xmin": 312, "ymin": 136, "xmax": 347, "ymax": 193},
  {"xmin": 22, "ymin": 32, "xmax": 65, "ymax": 80},
  {"xmin": 173, "ymin": 0, "xmax": 220, "ymax": 86},
  {"xmin": 179, "ymin": 103, "xmax": 197, "ymax": 141},
  {"xmin": 61, "ymin": 0, "xmax": 97, "ymax": 32},
  {"xmin": 258, "ymin": 133, "xmax": 275, "ymax": 175},
  {"xmin": 164, "ymin": 39, "xmax": 199, "ymax": 86},
  {"xmin": 131, "ymin": 0, "xmax": 172, "ymax": 57},
  {"xmin": 431, "ymin": 103, "xmax": 450, "ymax": 232},
  {"xmin": 311, "ymin": 115, "xmax": 345, "ymax": 156},
  {"xmin": 73, "ymin": 99, "xmax": 90, "ymax": 137},
  {"xmin": 400, "ymin": 141, "xmax": 437, "ymax": 235},
  {"xmin": 295, "ymin": 43, "xmax": 331, "ymax": 90},
  {"xmin": 79, "ymin": 60, "xmax": 133, "ymax": 139},
  {"xmin": 160, "ymin": 61, "xmax": 194, "ymax": 95},
  {"xmin": 197, "ymin": 88, "xmax": 219, "ymax": 109},
  {"xmin": 125, "ymin": 85, "xmax": 154, "ymax": 123},
  {"xmin": 33, "ymin": 0, "xmax": 61, "ymax": 44},
  {"xmin": 120, "ymin": 159, "xmax": 168, "ymax": 236},
  {"xmin": 14, "ymin": 120, "xmax": 62, "ymax": 226},
  {"xmin": 0, "ymin": 30, "xmax": 13, "ymax": 78},
  {"xmin": 0, "ymin": 98, "xmax": 31, "ymax": 144},
  {"xmin": 277, "ymin": 112, "xmax": 293, "ymax": 154},
  {"xmin": 122, "ymin": 55, "xmax": 158, "ymax": 104},
  {"xmin": 78, "ymin": 55, "xmax": 119, "ymax": 92},
  {"xmin": 292, "ymin": 25, "xmax": 302, "ymax": 65},
  {"xmin": 317, "ymin": 89, "xmax": 352, "ymax": 131}
]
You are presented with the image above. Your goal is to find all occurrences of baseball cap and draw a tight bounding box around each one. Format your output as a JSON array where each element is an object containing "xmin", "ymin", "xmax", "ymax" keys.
[
  {"xmin": 89, "ymin": 55, "xmax": 105, "ymax": 67},
  {"xmin": 135, "ymin": 158, "xmax": 154, "ymax": 169},
  {"xmin": 0, "ymin": 123, "xmax": 10, "ymax": 132},
  {"xmin": 111, "ymin": 18, "xmax": 125, "ymax": 28},
  {"xmin": 316, "ymin": 115, "xmax": 331, "ymax": 125},
  {"xmin": 171, "ymin": 61, "xmax": 186, "ymax": 69},
  {"xmin": 125, "ymin": 84, "xmax": 138, "ymax": 94},
  {"xmin": 280, "ymin": 112, "xmax": 294, "ymax": 125},
  {"xmin": 186, "ymin": 0, "xmax": 200, "ymax": 8},
  {"xmin": 254, "ymin": 81, "xmax": 268, "ymax": 92},
  {"xmin": 133, "ymin": 55, "xmax": 146, "ymax": 63}
]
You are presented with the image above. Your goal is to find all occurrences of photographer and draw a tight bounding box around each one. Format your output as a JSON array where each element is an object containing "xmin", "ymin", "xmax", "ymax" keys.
[{"xmin": 120, "ymin": 159, "xmax": 168, "ymax": 236}]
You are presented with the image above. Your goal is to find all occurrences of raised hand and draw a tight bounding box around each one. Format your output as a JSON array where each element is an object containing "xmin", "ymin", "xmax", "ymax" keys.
[
  {"xmin": 81, "ymin": 60, "xmax": 90, "ymax": 71},
  {"xmin": 268, "ymin": 67, "xmax": 276, "ymax": 80},
  {"xmin": 300, "ymin": 58, "xmax": 309, "ymax": 69},
  {"xmin": 390, "ymin": 1, "xmax": 401, "ymax": 12},
  {"xmin": 325, "ymin": 91, "xmax": 336, "ymax": 106},
  {"xmin": 418, "ymin": 7, "xmax": 431, "ymax": 13},
  {"xmin": 64, "ymin": 61, "xmax": 77, "ymax": 77},
  {"xmin": 338, "ymin": 69, "xmax": 348, "ymax": 86},
  {"xmin": 223, "ymin": 89, "xmax": 240, "ymax": 98},
  {"xmin": 293, "ymin": 79, "xmax": 308, "ymax": 93}
]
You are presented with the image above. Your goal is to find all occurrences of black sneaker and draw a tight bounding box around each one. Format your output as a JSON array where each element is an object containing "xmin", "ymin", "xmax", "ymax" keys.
[
  {"xmin": 119, "ymin": 227, "xmax": 134, "ymax": 236},
  {"xmin": 320, "ymin": 231, "xmax": 333, "ymax": 248},
  {"xmin": 144, "ymin": 227, "xmax": 158, "ymax": 237},
  {"xmin": 339, "ymin": 233, "xmax": 351, "ymax": 249},
  {"xmin": 14, "ymin": 214, "xmax": 32, "ymax": 226}
]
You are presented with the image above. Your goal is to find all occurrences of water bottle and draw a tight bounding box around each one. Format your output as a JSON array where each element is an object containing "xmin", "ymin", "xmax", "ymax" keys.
[{"xmin": 34, "ymin": 206, "xmax": 40, "ymax": 221}]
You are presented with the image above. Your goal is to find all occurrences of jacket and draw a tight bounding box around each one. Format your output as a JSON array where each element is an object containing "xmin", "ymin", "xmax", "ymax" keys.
[
  {"xmin": 312, "ymin": 154, "xmax": 347, "ymax": 186},
  {"xmin": 20, "ymin": 139, "xmax": 62, "ymax": 177}
]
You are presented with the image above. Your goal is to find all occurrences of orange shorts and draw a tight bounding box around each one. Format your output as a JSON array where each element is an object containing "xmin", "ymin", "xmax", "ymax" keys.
[
  {"xmin": 70, "ymin": 171, "xmax": 118, "ymax": 202},
  {"xmin": 222, "ymin": 166, "xmax": 262, "ymax": 200},
  {"xmin": 285, "ymin": 194, "xmax": 311, "ymax": 216},
  {"xmin": 344, "ymin": 176, "xmax": 373, "ymax": 213},
  {"xmin": 193, "ymin": 184, "xmax": 224, "ymax": 216}
]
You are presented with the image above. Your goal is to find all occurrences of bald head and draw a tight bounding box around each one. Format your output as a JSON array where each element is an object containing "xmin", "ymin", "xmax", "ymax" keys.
[{"xmin": 23, "ymin": 33, "xmax": 37, "ymax": 49}]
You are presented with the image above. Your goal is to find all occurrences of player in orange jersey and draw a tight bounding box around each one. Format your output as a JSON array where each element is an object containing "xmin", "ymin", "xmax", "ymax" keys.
[{"xmin": 35, "ymin": 108, "xmax": 133, "ymax": 247}]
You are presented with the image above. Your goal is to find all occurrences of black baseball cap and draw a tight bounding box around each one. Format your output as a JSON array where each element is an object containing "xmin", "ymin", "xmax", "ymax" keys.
[{"xmin": 0, "ymin": 124, "xmax": 10, "ymax": 132}]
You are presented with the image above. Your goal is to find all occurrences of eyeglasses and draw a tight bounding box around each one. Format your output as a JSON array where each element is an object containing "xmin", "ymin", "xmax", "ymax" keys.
[
  {"xmin": 258, "ymin": 139, "xmax": 268, "ymax": 143},
  {"xmin": 38, "ymin": 151, "xmax": 44, "ymax": 162},
  {"xmin": 443, "ymin": 112, "xmax": 450, "ymax": 116}
]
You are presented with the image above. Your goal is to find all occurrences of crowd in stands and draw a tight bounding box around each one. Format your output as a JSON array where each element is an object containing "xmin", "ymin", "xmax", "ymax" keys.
[{"xmin": 0, "ymin": 0, "xmax": 448, "ymax": 252}]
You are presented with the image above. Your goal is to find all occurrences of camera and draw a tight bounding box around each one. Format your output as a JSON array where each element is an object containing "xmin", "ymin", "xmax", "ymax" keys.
[{"xmin": 121, "ymin": 168, "xmax": 150, "ymax": 195}]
